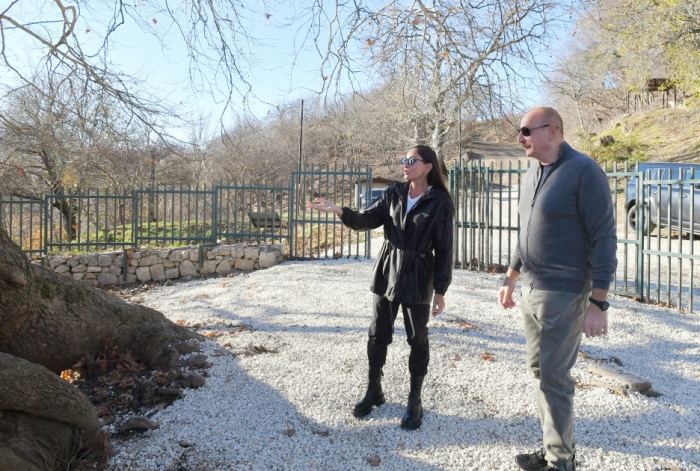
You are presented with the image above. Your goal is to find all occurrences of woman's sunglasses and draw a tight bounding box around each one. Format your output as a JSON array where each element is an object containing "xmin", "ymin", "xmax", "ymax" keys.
[
  {"xmin": 401, "ymin": 157, "xmax": 425, "ymax": 166},
  {"xmin": 518, "ymin": 124, "xmax": 558, "ymax": 137}
]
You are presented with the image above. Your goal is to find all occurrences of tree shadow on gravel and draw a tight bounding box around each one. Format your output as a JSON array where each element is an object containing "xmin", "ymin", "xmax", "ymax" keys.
[{"xmin": 118, "ymin": 352, "xmax": 523, "ymax": 471}]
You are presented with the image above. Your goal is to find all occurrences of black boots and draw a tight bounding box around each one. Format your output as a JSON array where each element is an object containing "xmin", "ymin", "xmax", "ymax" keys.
[
  {"xmin": 352, "ymin": 366, "xmax": 386, "ymax": 418},
  {"xmin": 400, "ymin": 375, "xmax": 424, "ymax": 430}
]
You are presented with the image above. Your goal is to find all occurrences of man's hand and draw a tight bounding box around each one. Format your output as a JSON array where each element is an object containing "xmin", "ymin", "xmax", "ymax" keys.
[
  {"xmin": 432, "ymin": 294, "xmax": 445, "ymax": 317},
  {"xmin": 583, "ymin": 290, "xmax": 609, "ymax": 338},
  {"xmin": 498, "ymin": 268, "xmax": 520, "ymax": 309},
  {"xmin": 583, "ymin": 304, "xmax": 608, "ymax": 338}
]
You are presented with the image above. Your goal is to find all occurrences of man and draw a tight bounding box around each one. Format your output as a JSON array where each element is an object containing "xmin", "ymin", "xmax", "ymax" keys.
[{"xmin": 498, "ymin": 107, "xmax": 617, "ymax": 471}]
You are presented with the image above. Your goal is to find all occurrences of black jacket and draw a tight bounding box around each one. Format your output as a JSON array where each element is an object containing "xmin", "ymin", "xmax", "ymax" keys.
[{"xmin": 341, "ymin": 181, "xmax": 454, "ymax": 305}]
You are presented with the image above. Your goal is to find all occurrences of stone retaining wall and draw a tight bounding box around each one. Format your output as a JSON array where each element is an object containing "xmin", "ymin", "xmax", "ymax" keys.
[{"xmin": 35, "ymin": 243, "xmax": 287, "ymax": 286}]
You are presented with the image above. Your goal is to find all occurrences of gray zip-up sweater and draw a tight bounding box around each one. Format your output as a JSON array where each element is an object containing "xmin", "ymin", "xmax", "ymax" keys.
[{"xmin": 509, "ymin": 142, "xmax": 617, "ymax": 294}]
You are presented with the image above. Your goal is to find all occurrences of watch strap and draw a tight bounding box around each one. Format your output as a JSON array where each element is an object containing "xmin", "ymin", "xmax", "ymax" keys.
[{"xmin": 588, "ymin": 297, "xmax": 609, "ymax": 311}]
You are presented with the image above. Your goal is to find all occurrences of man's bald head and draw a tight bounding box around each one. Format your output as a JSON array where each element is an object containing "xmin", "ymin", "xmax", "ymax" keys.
[{"xmin": 526, "ymin": 107, "xmax": 564, "ymax": 136}]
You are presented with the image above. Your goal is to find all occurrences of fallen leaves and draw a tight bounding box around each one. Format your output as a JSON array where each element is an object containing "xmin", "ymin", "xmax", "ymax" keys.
[
  {"xmin": 458, "ymin": 321, "xmax": 479, "ymax": 331},
  {"xmin": 282, "ymin": 428, "xmax": 295, "ymax": 437},
  {"xmin": 481, "ymin": 352, "xmax": 494, "ymax": 361},
  {"xmin": 367, "ymin": 456, "xmax": 381, "ymax": 466},
  {"xmin": 60, "ymin": 369, "xmax": 80, "ymax": 381}
]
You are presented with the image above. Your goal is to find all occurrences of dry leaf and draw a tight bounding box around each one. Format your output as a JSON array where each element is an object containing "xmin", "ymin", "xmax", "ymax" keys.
[
  {"xmin": 119, "ymin": 377, "xmax": 135, "ymax": 389},
  {"xmin": 481, "ymin": 352, "xmax": 494, "ymax": 361},
  {"xmin": 152, "ymin": 18, "xmax": 158, "ymax": 23},
  {"xmin": 282, "ymin": 428, "xmax": 295, "ymax": 437},
  {"xmin": 85, "ymin": 29, "xmax": 91, "ymax": 33},
  {"xmin": 176, "ymin": 320, "xmax": 187, "ymax": 326},
  {"xmin": 459, "ymin": 321, "xmax": 479, "ymax": 330},
  {"xmin": 223, "ymin": 342, "xmax": 232, "ymax": 347},
  {"xmin": 192, "ymin": 323, "xmax": 202, "ymax": 329},
  {"xmin": 204, "ymin": 332, "xmax": 219, "ymax": 338},
  {"xmin": 367, "ymin": 456, "xmax": 381, "ymax": 466}
]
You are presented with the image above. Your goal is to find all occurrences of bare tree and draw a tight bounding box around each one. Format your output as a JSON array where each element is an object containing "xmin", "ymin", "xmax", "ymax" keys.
[{"xmin": 313, "ymin": 0, "xmax": 566, "ymax": 174}]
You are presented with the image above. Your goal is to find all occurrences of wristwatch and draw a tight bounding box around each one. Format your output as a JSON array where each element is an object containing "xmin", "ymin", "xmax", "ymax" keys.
[{"xmin": 588, "ymin": 297, "xmax": 610, "ymax": 311}]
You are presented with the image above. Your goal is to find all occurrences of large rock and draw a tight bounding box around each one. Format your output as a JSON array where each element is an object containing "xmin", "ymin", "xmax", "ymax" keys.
[
  {"xmin": 230, "ymin": 245, "xmax": 246, "ymax": 258},
  {"xmin": 165, "ymin": 268, "xmax": 179, "ymax": 279},
  {"xmin": 98, "ymin": 255, "xmax": 113, "ymax": 267},
  {"xmin": 130, "ymin": 251, "xmax": 142, "ymax": 260},
  {"xmin": 98, "ymin": 272, "xmax": 119, "ymax": 285},
  {"xmin": 108, "ymin": 266, "xmax": 122, "ymax": 277},
  {"xmin": 136, "ymin": 266, "xmax": 152, "ymax": 282},
  {"xmin": 179, "ymin": 260, "xmax": 197, "ymax": 277},
  {"xmin": 188, "ymin": 249, "xmax": 200, "ymax": 263},
  {"xmin": 72, "ymin": 273, "xmax": 85, "ymax": 281},
  {"xmin": 244, "ymin": 247, "xmax": 260, "ymax": 260},
  {"xmin": 87, "ymin": 266, "xmax": 102, "ymax": 273},
  {"xmin": 163, "ymin": 259, "xmax": 176, "ymax": 269},
  {"xmin": 54, "ymin": 265, "xmax": 70, "ymax": 274},
  {"xmin": 216, "ymin": 260, "xmax": 231, "ymax": 273},
  {"xmin": 170, "ymin": 250, "xmax": 184, "ymax": 262},
  {"xmin": 71, "ymin": 264, "xmax": 87, "ymax": 273},
  {"xmin": 140, "ymin": 255, "xmax": 158, "ymax": 267},
  {"xmin": 66, "ymin": 257, "xmax": 80, "ymax": 268},
  {"xmin": 258, "ymin": 250, "xmax": 278, "ymax": 269},
  {"xmin": 201, "ymin": 260, "xmax": 217, "ymax": 275},
  {"xmin": 49, "ymin": 258, "xmax": 66, "ymax": 269},
  {"xmin": 87, "ymin": 257, "xmax": 98, "ymax": 267},
  {"xmin": 122, "ymin": 274, "xmax": 138, "ymax": 284},
  {"xmin": 150, "ymin": 264, "xmax": 166, "ymax": 281},
  {"xmin": 235, "ymin": 259, "xmax": 255, "ymax": 271}
]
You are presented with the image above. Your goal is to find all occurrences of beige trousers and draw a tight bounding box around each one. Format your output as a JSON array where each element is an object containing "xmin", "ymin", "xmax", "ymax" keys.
[{"xmin": 521, "ymin": 288, "xmax": 588, "ymax": 471}]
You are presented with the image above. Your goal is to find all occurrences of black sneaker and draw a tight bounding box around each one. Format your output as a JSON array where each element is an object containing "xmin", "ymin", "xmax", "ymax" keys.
[
  {"xmin": 515, "ymin": 447, "xmax": 577, "ymax": 471},
  {"xmin": 515, "ymin": 447, "xmax": 547, "ymax": 470}
]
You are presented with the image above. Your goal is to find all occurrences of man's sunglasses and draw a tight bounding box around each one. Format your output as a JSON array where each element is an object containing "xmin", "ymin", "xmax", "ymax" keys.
[
  {"xmin": 518, "ymin": 124, "xmax": 558, "ymax": 137},
  {"xmin": 401, "ymin": 157, "xmax": 425, "ymax": 166}
]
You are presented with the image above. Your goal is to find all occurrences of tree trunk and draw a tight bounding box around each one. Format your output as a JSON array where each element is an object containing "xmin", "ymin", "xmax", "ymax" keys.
[
  {"xmin": 0, "ymin": 225, "xmax": 204, "ymax": 374},
  {"xmin": 0, "ymin": 353, "xmax": 104, "ymax": 471},
  {"xmin": 0, "ymin": 225, "xmax": 205, "ymax": 469}
]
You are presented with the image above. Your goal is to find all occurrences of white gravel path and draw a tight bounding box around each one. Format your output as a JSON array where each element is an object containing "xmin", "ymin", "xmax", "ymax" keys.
[{"xmin": 106, "ymin": 237, "xmax": 700, "ymax": 471}]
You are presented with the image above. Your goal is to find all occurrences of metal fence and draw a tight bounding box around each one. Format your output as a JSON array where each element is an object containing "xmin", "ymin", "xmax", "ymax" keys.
[
  {"xmin": 449, "ymin": 160, "xmax": 700, "ymax": 312},
  {"xmin": 0, "ymin": 165, "xmax": 373, "ymax": 260}
]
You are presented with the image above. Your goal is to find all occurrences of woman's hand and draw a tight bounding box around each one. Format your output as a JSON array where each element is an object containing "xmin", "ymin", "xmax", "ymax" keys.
[
  {"xmin": 432, "ymin": 294, "xmax": 445, "ymax": 317},
  {"xmin": 307, "ymin": 198, "xmax": 342, "ymax": 217}
]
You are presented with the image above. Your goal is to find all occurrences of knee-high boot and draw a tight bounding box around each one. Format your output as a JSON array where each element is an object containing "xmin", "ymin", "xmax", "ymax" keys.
[
  {"xmin": 352, "ymin": 342, "xmax": 387, "ymax": 418},
  {"xmin": 400, "ymin": 375, "xmax": 424, "ymax": 430}
]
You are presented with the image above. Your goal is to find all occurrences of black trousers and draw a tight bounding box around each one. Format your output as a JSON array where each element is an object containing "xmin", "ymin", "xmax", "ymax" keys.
[{"xmin": 367, "ymin": 294, "xmax": 430, "ymax": 377}]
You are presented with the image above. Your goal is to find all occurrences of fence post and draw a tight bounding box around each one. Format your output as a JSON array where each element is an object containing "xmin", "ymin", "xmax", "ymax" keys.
[
  {"xmin": 132, "ymin": 189, "xmax": 138, "ymax": 248},
  {"xmin": 636, "ymin": 169, "xmax": 644, "ymax": 301},
  {"xmin": 123, "ymin": 248, "xmax": 128, "ymax": 282},
  {"xmin": 289, "ymin": 171, "xmax": 296, "ymax": 259},
  {"xmin": 211, "ymin": 185, "xmax": 218, "ymax": 243}
]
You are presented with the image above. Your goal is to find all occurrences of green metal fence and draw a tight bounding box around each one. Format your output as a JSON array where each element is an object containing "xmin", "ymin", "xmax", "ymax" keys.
[
  {"xmin": 0, "ymin": 165, "xmax": 374, "ymax": 261},
  {"xmin": 290, "ymin": 163, "xmax": 372, "ymax": 260},
  {"xmin": 449, "ymin": 160, "xmax": 700, "ymax": 313}
]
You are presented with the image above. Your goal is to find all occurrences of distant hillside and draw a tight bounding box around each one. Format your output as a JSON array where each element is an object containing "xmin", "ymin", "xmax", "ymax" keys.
[{"xmin": 574, "ymin": 105, "xmax": 700, "ymax": 164}]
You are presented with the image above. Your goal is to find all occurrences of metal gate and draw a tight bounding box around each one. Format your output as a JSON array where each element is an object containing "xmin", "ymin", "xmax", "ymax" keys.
[
  {"xmin": 289, "ymin": 164, "xmax": 372, "ymax": 260},
  {"xmin": 449, "ymin": 160, "xmax": 700, "ymax": 312}
]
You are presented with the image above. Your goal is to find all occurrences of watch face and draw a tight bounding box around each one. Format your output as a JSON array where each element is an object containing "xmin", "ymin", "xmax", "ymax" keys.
[{"xmin": 601, "ymin": 302, "xmax": 610, "ymax": 311}]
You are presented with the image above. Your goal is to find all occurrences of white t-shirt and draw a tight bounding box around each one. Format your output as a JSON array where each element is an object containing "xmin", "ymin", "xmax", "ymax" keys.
[{"xmin": 406, "ymin": 186, "xmax": 432, "ymax": 215}]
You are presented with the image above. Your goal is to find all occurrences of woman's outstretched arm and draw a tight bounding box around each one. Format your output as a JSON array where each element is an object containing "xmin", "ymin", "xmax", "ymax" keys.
[{"xmin": 307, "ymin": 196, "xmax": 385, "ymax": 231}]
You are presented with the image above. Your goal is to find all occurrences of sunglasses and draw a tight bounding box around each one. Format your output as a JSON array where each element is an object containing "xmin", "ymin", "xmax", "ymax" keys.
[
  {"xmin": 518, "ymin": 124, "xmax": 558, "ymax": 137},
  {"xmin": 401, "ymin": 157, "xmax": 425, "ymax": 166}
]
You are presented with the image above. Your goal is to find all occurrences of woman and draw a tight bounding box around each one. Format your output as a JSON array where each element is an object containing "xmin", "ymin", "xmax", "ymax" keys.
[{"xmin": 307, "ymin": 145, "xmax": 454, "ymax": 430}]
